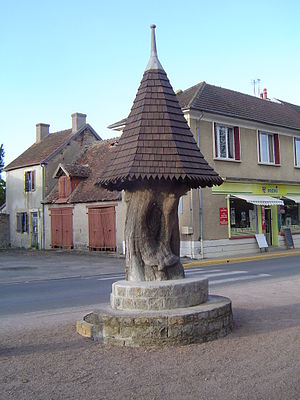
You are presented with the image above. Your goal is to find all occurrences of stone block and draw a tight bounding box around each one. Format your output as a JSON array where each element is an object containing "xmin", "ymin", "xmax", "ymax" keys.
[{"xmin": 76, "ymin": 320, "xmax": 93, "ymax": 338}]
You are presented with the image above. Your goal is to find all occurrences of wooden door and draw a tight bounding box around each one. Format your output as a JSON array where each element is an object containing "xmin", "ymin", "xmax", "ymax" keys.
[
  {"xmin": 50, "ymin": 208, "xmax": 73, "ymax": 249},
  {"xmin": 88, "ymin": 207, "xmax": 116, "ymax": 251}
]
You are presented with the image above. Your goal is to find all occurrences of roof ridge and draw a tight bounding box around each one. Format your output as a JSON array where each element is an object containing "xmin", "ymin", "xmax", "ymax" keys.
[{"xmin": 188, "ymin": 81, "xmax": 206, "ymax": 107}]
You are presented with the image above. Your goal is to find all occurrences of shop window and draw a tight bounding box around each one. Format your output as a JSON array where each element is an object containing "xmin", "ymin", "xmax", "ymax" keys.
[
  {"xmin": 214, "ymin": 124, "xmax": 240, "ymax": 160},
  {"xmin": 279, "ymin": 200, "xmax": 300, "ymax": 233},
  {"xmin": 16, "ymin": 212, "xmax": 28, "ymax": 233},
  {"xmin": 229, "ymin": 198, "xmax": 256, "ymax": 237},
  {"xmin": 24, "ymin": 171, "xmax": 35, "ymax": 192},
  {"xmin": 294, "ymin": 138, "xmax": 300, "ymax": 167},
  {"xmin": 258, "ymin": 131, "xmax": 280, "ymax": 164}
]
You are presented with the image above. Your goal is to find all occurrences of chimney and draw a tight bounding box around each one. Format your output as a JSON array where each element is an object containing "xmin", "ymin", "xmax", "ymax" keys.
[
  {"xmin": 36, "ymin": 123, "xmax": 50, "ymax": 143},
  {"xmin": 263, "ymin": 88, "xmax": 268, "ymax": 99},
  {"xmin": 72, "ymin": 112, "xmax": 86, "ymax": 133}
]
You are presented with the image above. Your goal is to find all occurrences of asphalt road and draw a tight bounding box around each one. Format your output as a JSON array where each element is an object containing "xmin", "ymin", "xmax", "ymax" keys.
[{"xmin": 1, "ymin": 255, "xmax": 300, "ymax": 316}]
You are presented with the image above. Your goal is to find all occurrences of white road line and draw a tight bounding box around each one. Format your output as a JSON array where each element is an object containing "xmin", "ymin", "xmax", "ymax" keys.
[
  {"xmin": 97, "ymin": 275, "xmax": 125, "ymax": 281},
  {"xmin": 185, "ymin": 268, "xmax": 222, "ymax": 274},
  {"xmin": 209, "ymin": 273, "xmax": 271, "ymax": 285},
  {"xmin": 188, "ymin": 270, "xmax": 248, "ymax": 278}
]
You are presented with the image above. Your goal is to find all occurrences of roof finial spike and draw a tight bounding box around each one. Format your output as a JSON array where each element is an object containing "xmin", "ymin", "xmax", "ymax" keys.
[{"xmin": 145, "ymin": 24, "xmax": 164, "ymax": 71}]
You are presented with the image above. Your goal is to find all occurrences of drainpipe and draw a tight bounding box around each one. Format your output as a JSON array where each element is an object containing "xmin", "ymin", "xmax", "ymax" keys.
[
  {"xmin": 197, "ymin": 116, "xmax": 204, "ymax": 259},
  {"xmin": 41, "ymin": 163, "xmax": 46, "ymax": 249}
]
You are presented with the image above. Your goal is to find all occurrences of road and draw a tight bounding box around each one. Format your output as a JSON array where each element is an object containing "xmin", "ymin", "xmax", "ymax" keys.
[{"xmin": 1, "ymin": 255, "xmax": 299, "ymax": 316}]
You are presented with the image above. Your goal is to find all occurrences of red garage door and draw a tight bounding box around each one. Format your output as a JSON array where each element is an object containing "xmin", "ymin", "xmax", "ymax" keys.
[
  {"xmin": 88, "ymin": 207, "xmax": 116, "ymax": 251},
  {"xmin": 50, "ymin": 208, "xmax": 73, "ymax": 249}
]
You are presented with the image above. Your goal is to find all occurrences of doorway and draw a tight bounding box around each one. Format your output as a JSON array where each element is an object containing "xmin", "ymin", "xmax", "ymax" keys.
[{"xmin": 265, "ymin": 208, "xmax": 272, "ymax": 245}]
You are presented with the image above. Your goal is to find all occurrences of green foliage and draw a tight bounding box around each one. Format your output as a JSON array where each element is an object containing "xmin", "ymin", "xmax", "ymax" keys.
[
  {"xmin": 0, "ymin": 178, "xmax": 5, "ymax": 206},
  {"xmin": 0, "ymin": 144, "xmax": 5, "ymax": 206},
  {"xmin": 0, "ymin": 144, "xmax": 4, "ymax": 175}
]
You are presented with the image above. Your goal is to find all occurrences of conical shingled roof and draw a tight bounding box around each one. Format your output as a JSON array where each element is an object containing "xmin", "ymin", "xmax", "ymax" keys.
[{"xmin": 99, "ymin": 25, "xmax": 222, "ymax": 191}]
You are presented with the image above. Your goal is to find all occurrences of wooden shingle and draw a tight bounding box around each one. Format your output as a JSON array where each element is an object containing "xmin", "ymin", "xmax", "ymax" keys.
[{"xmin": 99, "ymin": 26, "xmax": 222, "ymax": 191}]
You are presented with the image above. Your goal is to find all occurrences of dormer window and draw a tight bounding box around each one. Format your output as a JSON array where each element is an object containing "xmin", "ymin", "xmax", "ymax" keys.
[{"xmin": 58, "ymin": 176, "xmax": 71, "ymax": 199}]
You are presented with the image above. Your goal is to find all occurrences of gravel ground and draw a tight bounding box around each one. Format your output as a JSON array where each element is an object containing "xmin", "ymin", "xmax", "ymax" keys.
[{"xmin": 1, "ymin": 277, "xmax": 300, "ymax": 400}]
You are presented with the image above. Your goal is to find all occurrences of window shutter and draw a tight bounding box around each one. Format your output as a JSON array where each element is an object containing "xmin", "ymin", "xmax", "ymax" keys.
[
  {"xmin": 233, "ymin": 127, "xmax": 240, "ymax": 160},
  {"xmin": 274, "ymin": 134, "xmax": 280, "ymax": 164},
  {"xmin": 16, "ymin": 214, "xmax": 21, "ymax": 232},
  {"xmin": 58, "ymin": 177, "xmax": 64, "ymax": 198},
  {"xmin": 258, "ymin": 131, "xmax": 261, "ymax": 162},
  {"xmin": 214, "ymin": 123, "xmax": 218, "ymax": 157},
  {"xmin": 32, "ymin": 171, "xmax": 35, "ymax": 191},
  {"xmin": 23, "ymin": 213, "xmax": 28, "ymax": 232},
  {"xmin": 24, "ymin": 172, "xmax": 29, "ymax": 192}
]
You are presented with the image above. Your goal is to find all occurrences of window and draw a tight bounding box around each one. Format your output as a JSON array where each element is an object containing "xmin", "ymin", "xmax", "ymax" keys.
[
  {"xmin": 25, "ymin": 171, "xmax": 35, "ymax": 192},
  {"xmin": 229, "ymin": 198, "xmax": 256, "ymax": 237},
  {"xmin": 58, "ymin": 176, "xmax": 71, "ymax": 199},
  {"xmin": 294, "ymin": 138, "xmax": 300, "ymax": 167},
  {"xmin": 258, "ymin": 131, "xmax": 280, "ymax": 164},
  {"xmin": 214, "ymin": 124, "xmax": 240, "ymax": 160},
  {"xmin": 279, "ymin": 199, "xmax": 300, "ymax": 233},
  {"xmin": 16, "ymin": 212, "xmax": 28, "ymax": 233}
]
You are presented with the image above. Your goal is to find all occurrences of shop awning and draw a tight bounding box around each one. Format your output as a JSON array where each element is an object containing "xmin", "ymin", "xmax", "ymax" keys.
[
  {"xmin": 283, "ymin": 195, "xmax": 300, "ymax": 203},
  {"xmin": 232, "ymin": 194, "xmax": 284, "ymax": 206}
]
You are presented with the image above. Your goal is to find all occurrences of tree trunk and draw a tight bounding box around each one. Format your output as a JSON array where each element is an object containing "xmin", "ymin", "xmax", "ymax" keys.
[{"xmin": 124, "ymin": 184, "xmax": 187, "ymax": 281}]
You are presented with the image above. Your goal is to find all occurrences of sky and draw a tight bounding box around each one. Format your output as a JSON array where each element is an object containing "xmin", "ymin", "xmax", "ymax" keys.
[{"xmin": 1, "ymin": 0, "xmax": 300, "ymax": 170}]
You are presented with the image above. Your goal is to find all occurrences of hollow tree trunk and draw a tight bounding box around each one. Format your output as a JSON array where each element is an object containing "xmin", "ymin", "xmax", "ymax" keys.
[{"xmin": 124, "ymin": 184, "xmax": 187, "ymax": 281}]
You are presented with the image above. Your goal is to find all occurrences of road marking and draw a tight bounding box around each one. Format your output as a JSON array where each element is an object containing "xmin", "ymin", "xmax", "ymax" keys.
[
  {"xmin": 187, "ymin": 270, "xmax": 248, "ymax": 278},
  {"xmin": 185, "ymin": 268, "xmax": 222, "ymax": 274},
  {"xmin": 97, "ymin": 275, "xmax": 125, "ymax": 281},
  {"xmin": 210, "ymin": 273, "xmax": 271, "ymax": 285}
]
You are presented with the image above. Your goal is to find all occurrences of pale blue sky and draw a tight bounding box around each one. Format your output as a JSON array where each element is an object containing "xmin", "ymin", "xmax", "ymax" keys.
[{"xmin": 1, "ymin": 0, "xmax": 300, "ymax": 167}]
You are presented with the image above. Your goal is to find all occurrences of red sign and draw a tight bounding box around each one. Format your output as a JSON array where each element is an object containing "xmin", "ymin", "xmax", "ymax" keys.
[{"xmin": 219, "ymin": 208, "xmax": 228, "ymax": 225}]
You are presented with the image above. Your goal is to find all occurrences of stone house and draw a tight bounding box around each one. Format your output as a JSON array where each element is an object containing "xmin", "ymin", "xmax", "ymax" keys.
[
  {"xmin": 109, "ymin": 83, "xmax": 300, "ymax": 258},
  {"xmin": 43, "ymin": 138, "xmax": 124, "ymax": 253},
  {"xmin": 4, "ymin": 113, "xmax": 101, "ymax": 249}
]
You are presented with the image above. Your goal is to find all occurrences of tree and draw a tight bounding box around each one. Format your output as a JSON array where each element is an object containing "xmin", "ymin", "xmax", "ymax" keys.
[{"xmin": 0, "ymin": 144, "xmax": 6, "ymax": 206}]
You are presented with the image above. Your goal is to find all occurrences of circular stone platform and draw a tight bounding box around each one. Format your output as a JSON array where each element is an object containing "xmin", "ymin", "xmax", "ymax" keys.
[
  {"xmin": 76, "ymin": 278, "xmax": 233, "ymax": 347},
  {"xmin": 102, "ymin": 294, "xmax": 232, "ymax": 346},
  {"xmin": 110, "ymin": 278, "xmax": 208, "ymax": 311}
]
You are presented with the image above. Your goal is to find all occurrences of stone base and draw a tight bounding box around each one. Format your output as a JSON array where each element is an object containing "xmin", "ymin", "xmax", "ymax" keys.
[
  {"xmin": 77, "ymin": 295, "xmax": 233, "ymax": 347},
  {"xmin": 111, "ymin": 278, "xmax": 208, "ymax": 311}
]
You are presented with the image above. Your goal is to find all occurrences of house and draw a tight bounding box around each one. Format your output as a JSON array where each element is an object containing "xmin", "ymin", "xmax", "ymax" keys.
[
  {"xmin": 109, "ymin": 83, "xmax": 300, "ymax": 258},
  {"xmin": 43, "ymin": 138, "xmax": 124, "ymax": 253},
  {"xmin": 4, "ymin": 113, "xmax": 101, "ymax": 249}
]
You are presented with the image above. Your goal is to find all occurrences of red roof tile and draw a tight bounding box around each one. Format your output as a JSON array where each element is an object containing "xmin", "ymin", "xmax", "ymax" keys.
[
  {"xmin": 5, "ymin": 129, "xmax": 74, "ymax": 171},
  {"xmin": 45, "ymin": 139, "xmax": 121, "ymax": 204}
]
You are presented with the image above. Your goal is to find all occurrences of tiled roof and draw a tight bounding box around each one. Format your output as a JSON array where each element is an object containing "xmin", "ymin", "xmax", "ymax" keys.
[
  {"xmin": 177, "ymin": 82, "xmax": 300, "ymax": 131},
  {"xmin": 99, "ymin": 69, "xmax": 222, "ymax": 191},
  {"xmin": 5, "ymin": 129, "xmax": 73, "ymax": 171},
  {"xmin": 56, "ymin": 164, "xmax": 90, "ymax": 178},
  {"xmin": 45, "ymin": 138, "xmax": 121, "ymax": 204},
  {"xmin": 110, "ymin": 83, "xmax": 300, "ymax": 134}
]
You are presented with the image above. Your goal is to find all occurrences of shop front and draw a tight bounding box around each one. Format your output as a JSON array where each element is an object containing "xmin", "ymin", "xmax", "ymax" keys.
[{"xmin": 213, "ymin": 182, "xmax": 300, "ymax": 247}]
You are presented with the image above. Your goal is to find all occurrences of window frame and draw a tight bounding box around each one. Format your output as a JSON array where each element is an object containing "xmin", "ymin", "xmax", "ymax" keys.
[
  {"xmin": 214, "ymin": 123, "xmax": 240, "ymax": 161},
  {"xmin": 25, "ymin": 170, "xmax": 36, "ymax": 192},
  {"xmin": 258, "ymin": 131, "xmax": 280, "ymax": 165},
  {"xmin": 16, "ymin": 212, "xmax": 28, "ymax": 233},
  {"xmin": 294, "ymin": 137, "xmax": 300, "ymax": 167}
]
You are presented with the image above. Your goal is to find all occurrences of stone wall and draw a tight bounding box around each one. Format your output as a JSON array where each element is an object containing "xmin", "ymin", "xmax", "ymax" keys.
[{"xmin": 0, "ymin": 213, "xmax": 10, "ymax": 248}]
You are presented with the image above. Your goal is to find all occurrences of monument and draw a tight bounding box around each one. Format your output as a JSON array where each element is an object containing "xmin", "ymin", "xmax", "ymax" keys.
[{"xmin": 76, "ymin": 25, "xmax": 233, "ymax": 346}]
